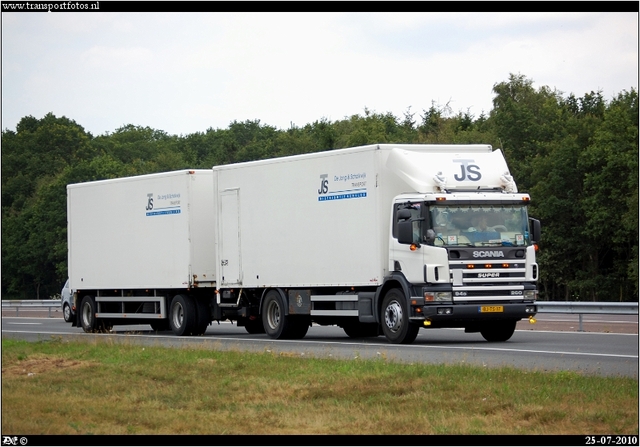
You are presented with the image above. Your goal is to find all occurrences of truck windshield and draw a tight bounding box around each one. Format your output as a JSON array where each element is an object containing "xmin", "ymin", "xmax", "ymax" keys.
[{"xmin": 429, "ymin": 204, "xmax": 531, "ymax": 247}]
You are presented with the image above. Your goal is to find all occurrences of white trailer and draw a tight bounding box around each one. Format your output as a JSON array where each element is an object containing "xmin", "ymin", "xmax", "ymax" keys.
[
  {"xmin": 67, "ymin": 169, "xmax": 217, "ymax": 335},
  {"xmin": 212, "ymin": 144, "xmax": 539, "ymax": 343},
  {"xmin": 67, "ymin": 144, "xmax": 540, "ymax": 343}
]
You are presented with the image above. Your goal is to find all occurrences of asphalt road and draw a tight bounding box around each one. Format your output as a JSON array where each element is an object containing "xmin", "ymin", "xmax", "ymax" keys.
[{"xmin": 2, "ymin": 312, "xmax": 637, "ymax": 378}]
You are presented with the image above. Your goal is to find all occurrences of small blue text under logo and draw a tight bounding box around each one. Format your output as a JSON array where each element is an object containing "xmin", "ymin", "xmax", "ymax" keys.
[
  {"xmin": 318, "ymin": 192, "xmax": 367, "ymax": 202},
  {"xmin": 146, "ymin": 209, "xmax": 181, "ymax": 216}
]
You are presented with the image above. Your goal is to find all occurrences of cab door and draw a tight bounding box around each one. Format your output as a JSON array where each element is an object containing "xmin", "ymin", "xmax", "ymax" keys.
[{"xmin": 391, "ymin": 202, "xmax": 426, "ymax": 284}]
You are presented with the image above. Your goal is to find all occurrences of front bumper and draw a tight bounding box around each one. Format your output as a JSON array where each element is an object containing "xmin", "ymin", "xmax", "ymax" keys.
[{"xmin": 413, "ymin": 302, "xmax": 537, "ymax": 328}]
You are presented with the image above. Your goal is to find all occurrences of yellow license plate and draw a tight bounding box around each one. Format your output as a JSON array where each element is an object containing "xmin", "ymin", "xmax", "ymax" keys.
[{"xmin": 480, "ymin": 306, "xmax": 504, "ymax": 313}]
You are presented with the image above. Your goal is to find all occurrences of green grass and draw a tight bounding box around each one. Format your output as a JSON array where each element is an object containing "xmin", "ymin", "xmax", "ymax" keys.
[{"xmin": 1, "ymin": 337, "xmax": 637, "ymax": 435}]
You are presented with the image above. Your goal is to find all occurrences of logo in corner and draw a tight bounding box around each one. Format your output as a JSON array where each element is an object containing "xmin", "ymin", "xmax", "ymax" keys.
[{"xmin": 2, "ymin": 437, "xmax": 28, "ymax": 446}]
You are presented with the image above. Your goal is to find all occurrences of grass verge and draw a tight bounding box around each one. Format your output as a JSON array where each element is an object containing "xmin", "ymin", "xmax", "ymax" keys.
[{"xmin": 1, "ymin": 337, "xmax": 638, "ymax": 435}]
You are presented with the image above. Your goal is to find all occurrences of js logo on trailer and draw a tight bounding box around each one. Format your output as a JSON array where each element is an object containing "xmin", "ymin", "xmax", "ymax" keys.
[
  {"xmin": 318, "ymin": 174, "xmax": 329, "ymax": 194},
  {"xmin": 453, "ymin": 159, "xmax": 482, "ymax": 181},
  {"xmin": 146, "ymin": 193, "xmax": 154, "ymax": 211}
]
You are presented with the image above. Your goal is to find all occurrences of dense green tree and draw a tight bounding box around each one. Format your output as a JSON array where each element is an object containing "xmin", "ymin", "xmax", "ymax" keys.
[
  {"xmin": 2, "ymin": 114, "xmax": 95, "ymax": 299},
  {"xmin": 490, "ymin": 73, "xmax": 566, "ymax": 192},
  {"xmin": 2, "ymin": 76, "xmax": 637, "ymax": 301},
  {"xmin": 2, "ymin": 113, "xmax": 93, "ymax": 212},
  {"xmin": 579, "ymin": 89, "xmax": 639, "ymax": 300},
  {"xmin": 493, "ymin": 77, "xmax": 638, "ymax": 301}
]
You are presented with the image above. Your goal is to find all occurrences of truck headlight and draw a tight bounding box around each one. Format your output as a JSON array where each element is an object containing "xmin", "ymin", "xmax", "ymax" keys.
[
  {"xmin": 523, "ymin": 290, "xmax": 537, "ymax": 300},
  {"xmin": 424, "ymin": 290, "xmax": 452, "ymax": 302}
]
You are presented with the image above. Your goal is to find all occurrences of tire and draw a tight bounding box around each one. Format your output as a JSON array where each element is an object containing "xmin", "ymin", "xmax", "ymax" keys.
[
  {"xmin": 244, "ymin": 317, "xmax": 266, "ymax": 334},
  {"xmin": 169, "ymin": 294, "xmax": 198, "ymax": 336},
  {"xmin": 288, "ymin": 316, "xmax": 310, "ymax": 339},
  {"xmin": 480, "ymin": 320, "xmax": 517, "ymax": 342},
  {"xmin": 63, "ymin": 303, "xmax": 73, "ymax": 323},
  {"xmin": 194, "ymin": 298, "xmax": 211, "ymax": 335},
  {"xmin": 381, "ymin": 289, "xmax": 419, "ymax": 344},
  {"xmin": 80, "ymin": 295, "xmax": 98, "ymax": 333},
  {"xmin": 150, "ymin": 320, "xmax": 171, "ymax": 332},
  {"xmin": 342, "ymin": 321, "xmax": 380, "ymax": 338},
  {"xmin": 262, "ymin": 290, "xmax": 295, "ymax": 339}
]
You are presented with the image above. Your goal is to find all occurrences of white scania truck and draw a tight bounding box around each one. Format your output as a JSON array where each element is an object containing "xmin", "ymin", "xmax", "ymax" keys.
[{"xmin": 67, "ymin": 144, "xmax": 540, "ymax": 343}]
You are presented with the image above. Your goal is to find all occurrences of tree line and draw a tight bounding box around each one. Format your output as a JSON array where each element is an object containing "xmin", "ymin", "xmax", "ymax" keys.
[{"xmin": 2, "ymin": 74, "xmax": 637, "ymax": 301}]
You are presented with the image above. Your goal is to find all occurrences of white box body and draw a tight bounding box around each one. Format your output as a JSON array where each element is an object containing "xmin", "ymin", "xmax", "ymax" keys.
[
  {"xmin": 212, "ymin": 144, "xmax": 505, "ymax": 289},
  {"xmin": 67, "ymin": 170, "xmax": 216, "ymax": 290}
]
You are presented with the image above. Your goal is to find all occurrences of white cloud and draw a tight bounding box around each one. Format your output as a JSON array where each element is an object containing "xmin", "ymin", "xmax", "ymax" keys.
[{"xmin": 1, "ymin": 12, "xmax": 637, "ymax": 135}]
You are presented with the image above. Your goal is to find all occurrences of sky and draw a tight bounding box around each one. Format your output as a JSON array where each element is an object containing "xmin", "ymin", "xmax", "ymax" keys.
[{"xmin": 2, "ymin": 9, "xmax": 638, "ymax": 137}]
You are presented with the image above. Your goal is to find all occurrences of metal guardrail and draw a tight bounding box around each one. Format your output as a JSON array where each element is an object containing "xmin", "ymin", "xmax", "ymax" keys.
[
  {"xmin": 535, "ymin": 301, "xmax": 638, "ymax": 332},
  {"xmin": 1, "ymin": 299, "xmax": 61, "ymax": 318},
  {"xmin": 535, "ymin": 301, "xmax": 638, "ymax": 315}
]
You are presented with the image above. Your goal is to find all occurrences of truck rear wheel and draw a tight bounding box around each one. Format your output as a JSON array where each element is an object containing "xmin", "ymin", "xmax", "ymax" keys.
[
  {"xmin": 480, "ymin": 320, "xmax": 517, "ymax": 342},
  {"xmin": 262, "ymin": 290, "xmax": 306, "ymax": 339},
  {"xmin": 288, "ymin": 316, "xmax": 310, "ymax": 339},
  {"xmin": 263, "ymin": 290, "xmax": 287, "ymax": 338},
  {"xmin": 169, "ymin": 294, "xmax": 198, "ymax": 336},
  {"xmin": 381, "ymin": 289, "xmax": 419, "ymax": 344},
  {"xmin": 244, "ymin": 317, "xmax": 266, "ymax": 334}
]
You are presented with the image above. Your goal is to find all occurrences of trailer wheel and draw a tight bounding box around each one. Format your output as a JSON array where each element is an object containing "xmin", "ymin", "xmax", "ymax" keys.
[
  {"xmin": 342, "ymin": 321, "xmax": 380, "ymax": 338},
  {"xmin": 480, "ymin": 320, "xmax": 517, "ymax": 342},
  {"xmin": 194, "ymin": 298, "xmax": 211, "ymax": 335},
  {"xmin": 381, "ymin": 289, "xmax": 419, "ymax": 344},
  {"xmin": 169, "ymin": 294, "xmax": 198, "ymax": 336},
  {"xmin": 80, "ymin": 295, "xmax": 97, "ymax": 333},
  {"xmin": 262, "ymin": 290, "xmax": 291, "ymax": 339}
]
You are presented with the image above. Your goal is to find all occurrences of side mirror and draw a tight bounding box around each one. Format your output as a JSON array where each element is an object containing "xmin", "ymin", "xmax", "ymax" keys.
[
  {"xmin": 529, "ymin": 218, "xmax": 541, "ymax": 243},
  {"xmin": 398, "ymin": 220, "xmax": 414, "ymax": 245}
]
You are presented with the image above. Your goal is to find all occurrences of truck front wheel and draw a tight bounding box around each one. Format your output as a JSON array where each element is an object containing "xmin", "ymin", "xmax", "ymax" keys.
[
  {"xmin": 169, "ymin": 294, "xmax": 198, "ymax": 336},
  {"xmin": 480, "ymin": 320, "xmax": 517, "ymax": 342},
  {"xmin": 381, "ymin": 289, "xmax": 419, "ymax": 344}
]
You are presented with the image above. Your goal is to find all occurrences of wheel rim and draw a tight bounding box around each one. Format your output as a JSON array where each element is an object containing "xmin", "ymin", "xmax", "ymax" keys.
[
  {"xmin": 63, "ymin": 304, "xmax": 70, "ymax": 321},
  {"xmin": 81, "ymin": 302, "xmax": 92, "ymax": 327},
  {"xmin": 171, "ymin": 301, "xmax": 184, "ymax": 329},
  {"xmin": 266, "ymin": 299, "xmax": 280, "ymax": 331},
  {"xmin": 384, "ymin": 300, "xmax": 403, "ymax": 333}
]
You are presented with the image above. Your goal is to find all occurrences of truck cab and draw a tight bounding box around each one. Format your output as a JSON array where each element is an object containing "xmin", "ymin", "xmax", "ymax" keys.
[{"xmin": 389, "ymin": 186, "xmax": 540, "ymax": 342}]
